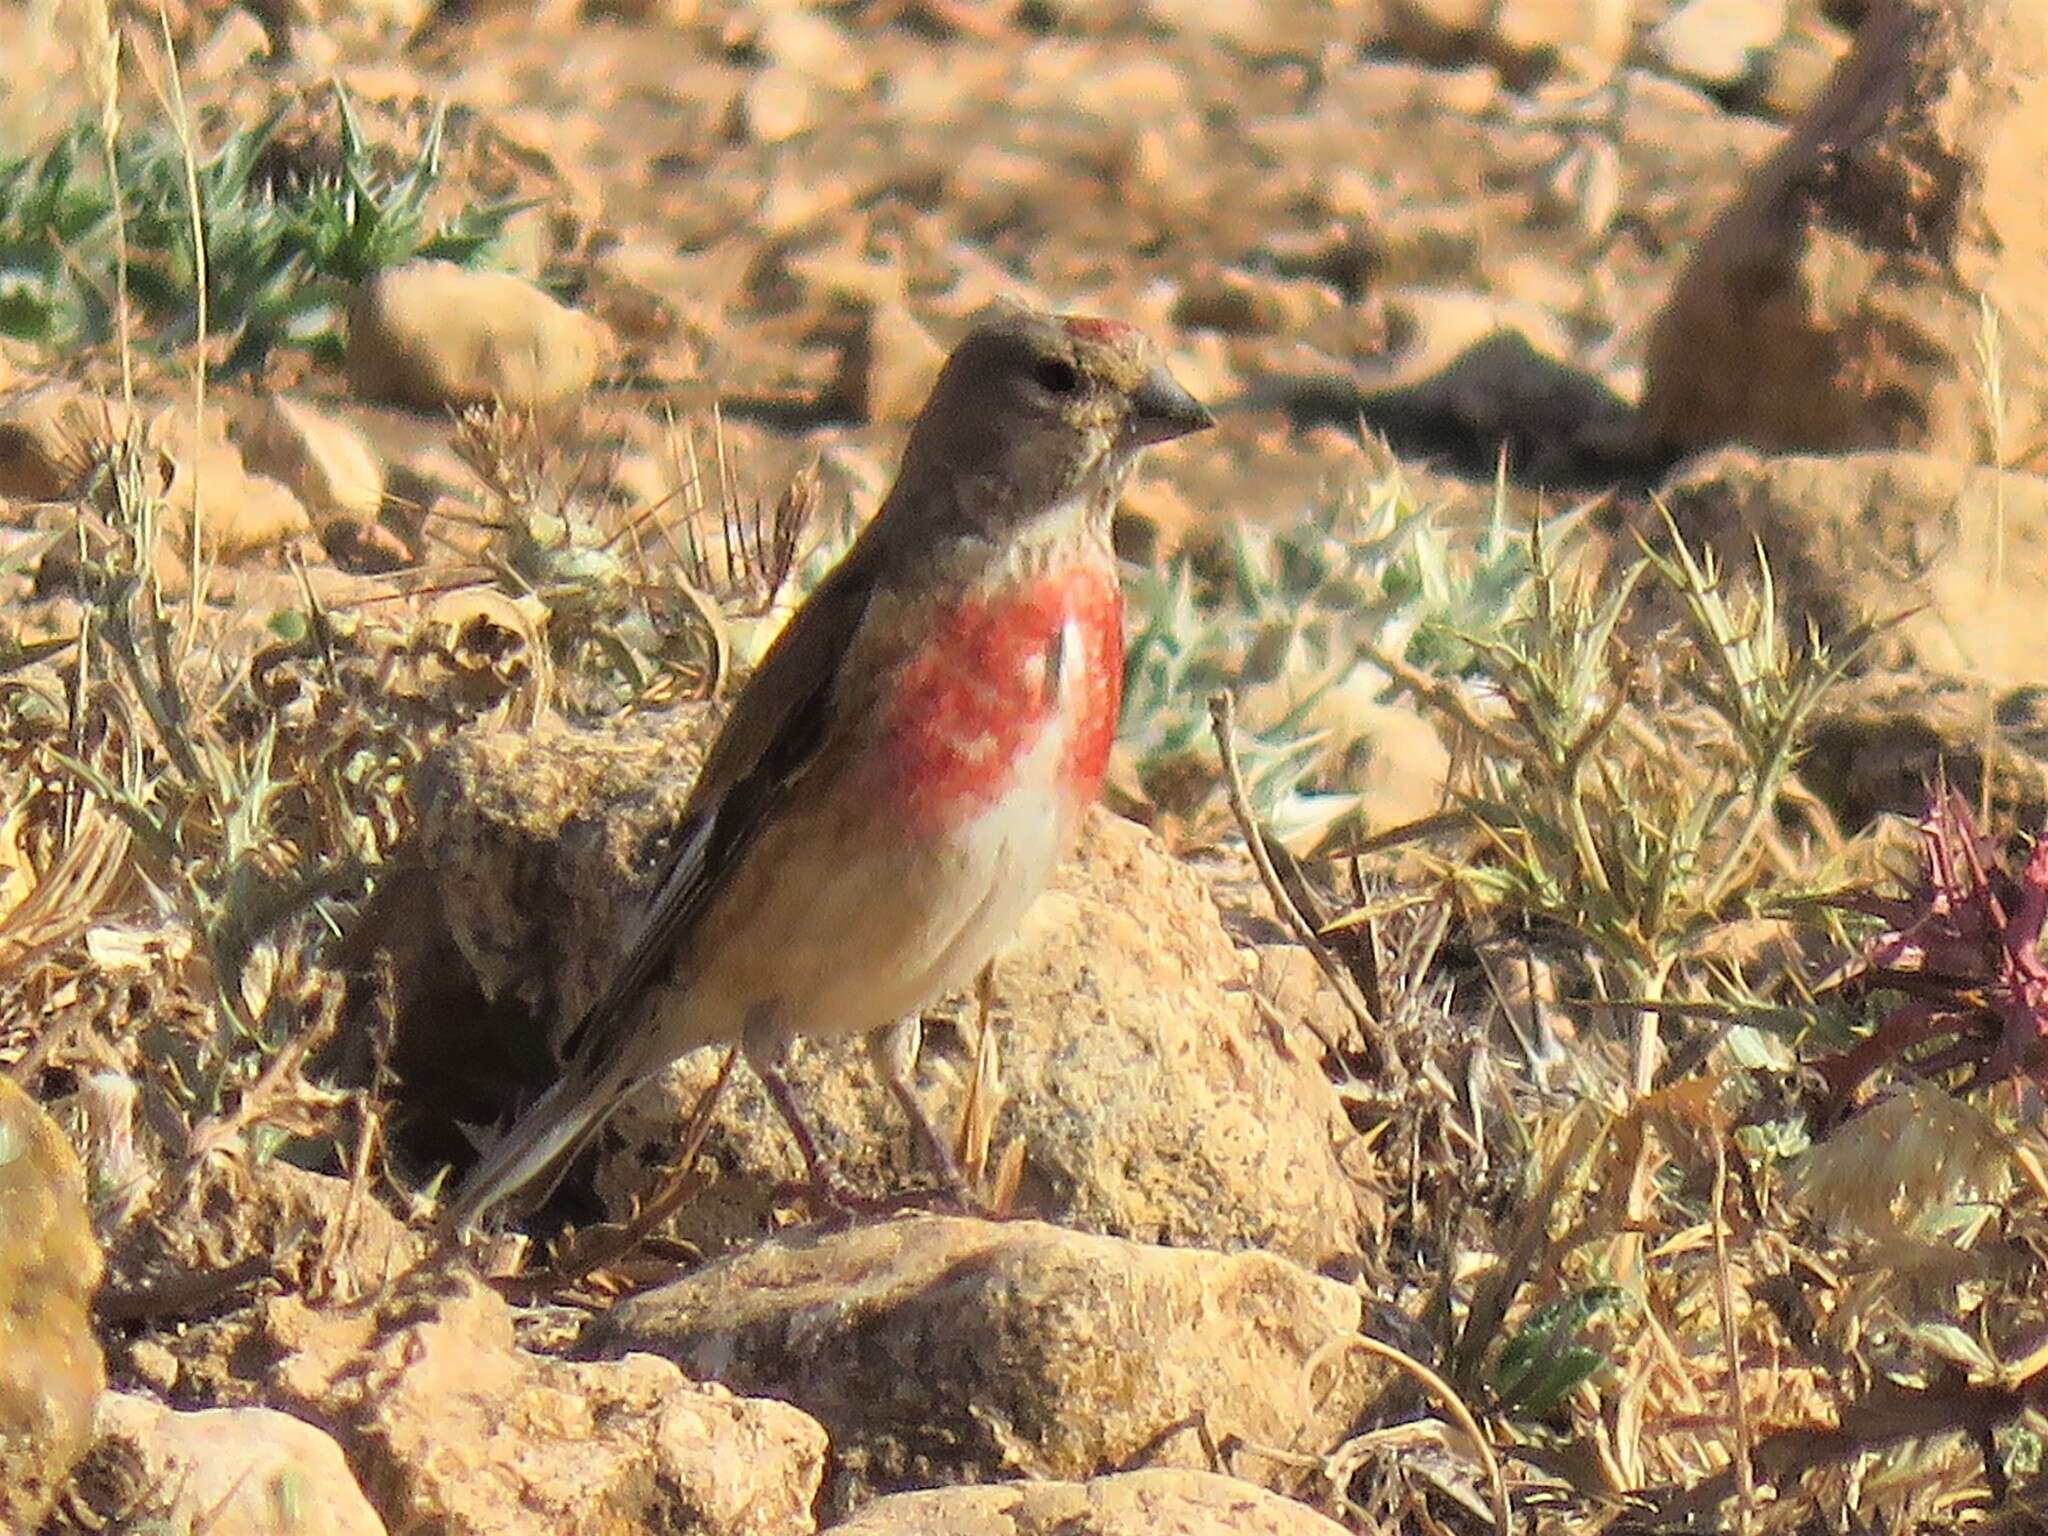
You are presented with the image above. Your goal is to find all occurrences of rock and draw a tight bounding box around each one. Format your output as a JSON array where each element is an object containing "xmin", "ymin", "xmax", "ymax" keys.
[
  {"xmin": 1756, "ymin": 13, "xmax": 1853, "ymax": 118},
  {"xmin": 1171, "ymin": 269, "xmax": 1324, "ymax": 337},
  {"xmin": 1389, "ymin": 0, "xmax": 1635, "ymax": 81},
  {"xmin": 838, "ymin": 301, "xmax": 948, "ymax": 424},
  {"xmin": 1649, "ymin": 0, "xmax": 1790, "ymax": 88},
  {"xmin": 164, "ymin": 435, "xmax": 314, "ymax": 558},
  {"xmin": 752, "ymin": 6, "xmax": 868, "ymax": 90},
  {"xmin": 235, "ymin": 395, "xmax": 385, "ymax": 527},
  {"xmin": 822, "ymin": 1469, "xmax": 1354, "ymax": 1535},
  {"xmin": 1654, "ymin": 448, "xmax": 2048, "ymax": 689},
  {"xmin": 402, "ymin": 709, "xmax": 719, "ymax": 1050},
  {"xmin": 67, "ymin": 1393, "xmax": 387, "ymax": 1536},
  {"xmin": 0, "ymin": 1077, "xmax": 104, "ymax": 1533},
  {"xmin": 0, "ymin": 383, "xmax": 117, "ymax": 500},
  {"xmin": 1641, "ymin": 0, "xmax": 2048, "ymax": 462},
  {"xmin": 394, "ymin": 712, "xmax": 1370, "ymax": 1268},
  {"xmin": 1387, "ymin": 0, "xmax": 1495, "ymax": 52},
  {"xmin": 99, "ymin": 1159, "xmax": 422, "ymax": 1333},
  {"xmin": 1802, "ymin": 672, "xmax": 2048, "ymax": 829},
  {"xmin": 586, "ymin": 1216, "xmax": 1377, "ymax": 1518},
  {"xmin": 736, "ymin": 69, "xmax": 818, "ymax": 145},
  {"xmin": 1314, "ymin": 694, "xmax": 1452, "ymax": 833},
  {"xmin": 347, "ymin": 261, "xmax": 609, "ymax": 412},
  {"xmin": 259, "ymin": 1270, "xmax": 827, "ymax": 1536},
  {"xmin": 1489, "ymin": 0, "xmax": 1636, "ymax": 79},
  {"xmin": 598, "ymin": 806, "xmax": 1372, "ymax": 1267},
  {"xmin": 190, "ymin": 6, "xmax": 270, "ymax": 75}
]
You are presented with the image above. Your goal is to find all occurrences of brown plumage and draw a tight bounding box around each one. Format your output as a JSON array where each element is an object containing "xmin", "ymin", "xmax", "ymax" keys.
[{"xmin": 443, "ymin": 309, "xmax": 1211, "ymax": 1231}]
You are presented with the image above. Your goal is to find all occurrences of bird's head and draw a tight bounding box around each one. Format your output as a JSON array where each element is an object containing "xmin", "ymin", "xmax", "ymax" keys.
[{"xmin": 893, "ymin": 308, "xmax": 1212, "ymax": 534}]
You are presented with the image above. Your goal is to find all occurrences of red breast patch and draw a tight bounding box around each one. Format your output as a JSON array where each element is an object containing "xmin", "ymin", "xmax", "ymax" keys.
[{"xmin": 880, "ymin": 563, "xmax": 1124, "ymax": 832}]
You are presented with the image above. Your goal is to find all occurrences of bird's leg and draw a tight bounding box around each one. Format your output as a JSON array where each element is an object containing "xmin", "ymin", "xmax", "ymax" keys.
[
  {"xmin": 742, "ymin": 1017, "xmax": 865, "ymax": 1212},
  {"xmin": 870, "ymin": 1015, "xmax": 980, "ymax": 1211}
]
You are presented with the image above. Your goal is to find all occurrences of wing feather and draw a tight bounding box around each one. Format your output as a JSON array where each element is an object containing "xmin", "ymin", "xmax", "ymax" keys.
[{"xmin": 556, "ymin": 525, "xmax": 893, "ymax": 1069}]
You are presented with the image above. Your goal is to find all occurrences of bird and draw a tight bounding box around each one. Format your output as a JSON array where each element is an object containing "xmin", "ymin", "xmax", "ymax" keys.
[{"xmin": 442, "ymin": 307, "xmax": 1212, "ymax": 1231}]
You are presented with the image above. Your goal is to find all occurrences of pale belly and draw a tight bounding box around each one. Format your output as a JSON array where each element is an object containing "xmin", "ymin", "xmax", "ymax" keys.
[{"xmin": 649, "ymin": 742, "xmax": 1075, "ymax": 1054}]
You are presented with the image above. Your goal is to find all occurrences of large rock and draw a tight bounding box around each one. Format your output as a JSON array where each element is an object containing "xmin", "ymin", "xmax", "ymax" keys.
[
  {"xmin": 347, "ymin": 261, "xmax": 609, "ymax": 412},
  {"xmin": 0, "ymin": 1078, "xmax": 105, "ymax": 1532},
  {"xmin": 396, "ymin": 717, "xmax": 1371, "ymax": 1270},
  {"xmin": 1801, "ymin": 671, "xmax": 2048, "ymax": 828},
  {"xmin": 256, "ymin": 1270, "xmax": 827, "ymax": 1536},
  {"xmin": 823, "ymin": 1469, "xmax": 1353, "ymax": 1536},
  {"xmin": 1651, "ymin": 447, "xmax": 2048, "ymax": 827},
  {"xmin": 586, "ymin": 1216, "xmax": 1378, "ymax": 1519},
  {"xmin": 600, "ymin": 806, "xmax": 1371, "ymax": 1265},
  {"xmin": 66, "ymin": 1393, "xmax": 387, "ymax": 1536},
  {"xmin": 1641, "ymin": 0, "xmax": 2048, "ymax": 461},
  {"xmin": 1654, "ymin": 447, "xmax": 2048, "ymax": 686}
]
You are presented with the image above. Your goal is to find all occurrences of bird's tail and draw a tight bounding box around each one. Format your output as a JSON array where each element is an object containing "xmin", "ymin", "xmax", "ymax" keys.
[{"xmin": 439, "ymin": 1056, "xmax": 633, "ymax": 1235}]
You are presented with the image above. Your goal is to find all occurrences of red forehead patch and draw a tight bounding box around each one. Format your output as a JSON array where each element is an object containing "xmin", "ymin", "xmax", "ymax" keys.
[{"xmin": 1061, "ymin": 315, "xmax": 1136, "ymax": 343}]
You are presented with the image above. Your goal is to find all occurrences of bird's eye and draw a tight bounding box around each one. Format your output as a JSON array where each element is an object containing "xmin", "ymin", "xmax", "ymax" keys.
[{"xmin": 1032, "ymin": 357, "xmax": 1082, "ymax": 395}]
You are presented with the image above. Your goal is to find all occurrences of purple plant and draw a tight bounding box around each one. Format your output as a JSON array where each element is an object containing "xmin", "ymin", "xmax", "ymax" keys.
[{"xmin": 1822, "ymin": 786, "xmax": 2048, "ymax": 1104}]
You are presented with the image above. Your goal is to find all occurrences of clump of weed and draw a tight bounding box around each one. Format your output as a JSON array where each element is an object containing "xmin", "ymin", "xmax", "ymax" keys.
[
  {"xmin": 1121, "ymin": 457, "xmax": 1543, "ymax": 849},
  {"xmin": 0, "ymin": 85, "xmax": 522, "ymax": 369}
]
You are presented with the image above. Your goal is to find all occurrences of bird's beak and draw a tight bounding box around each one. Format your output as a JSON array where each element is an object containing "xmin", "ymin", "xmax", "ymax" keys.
[{"xmin": 1126, "ymin": 365, "xmax": 1214, "ymax": 446}]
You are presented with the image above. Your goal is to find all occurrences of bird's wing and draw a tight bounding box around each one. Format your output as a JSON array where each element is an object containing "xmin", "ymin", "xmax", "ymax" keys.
[{"xmin": 557, "ymin": 526, "xmax": 894, "ymax": 1071}]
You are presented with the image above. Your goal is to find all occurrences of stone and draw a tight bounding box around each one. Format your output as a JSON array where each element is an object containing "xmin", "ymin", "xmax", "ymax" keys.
[
  {"xmin": 596, "ymin": 807, "xmax": 1372, "ymax": 1268},
  {"xmin": 587, "ymin": 1216, "xmax": 1378, "ymax": 1518},
  {"xmin": 737, "ymin": 69, "xmax": 818, "ymax": 145},
  {"xmin": 190, "ymin": 6, "xmax": 271, "ymax": 75},
  {"xmin": 68, "ymin": 1393, "xmax": 387, "ymax": 1536},
  {"xmin": 235, "ymin": 394, "xmax": 385, "ymax": 527},
  {"xmin": 822, "ymin": 1469, "xmax": 1355, "ymax": 1535},
  {"xmin": 1801, "ymin": 672, "xmax": 2048, "ymax": 830},
  {"xmin": 0, "ymin": 384, "xmax": 119, "ymax": 500},
  {"xmin": 1756, "ymin": 13, "xmax": 1854, "ymax": 119},
  {"xmin": 838, "ymin": 301, "xmax": 948, "ymax": 424},
  {"xmin": 1649, "ymin": 0, "xmax": 1790, "ymax": 87},
  {"xmin": 1388, "ymin": 0, "xmax": 1493, "ymax": 48},
  {"xmin": 0, "ymin": 1077, "xmax": 104, "ymax": 1533},
  {"xmin": 100, "ymin": 1159, "xmax": 423, "ymax": 1325},
  {"xmin": 1653, "ymin": 448, "xmax": 2048, "ymax": 690},
  {"xmin": 392, "ymin": 713, "xmax": 1370, "ymax": 1269},
  {"xmin": 1490, "ymin": 0, "xmax": 1636, "ymax": 79},
  {"xmin": 168, "ymin": 456, "xmax": 311, "ymax": 557},
  {"xmin": 259, "ymin": 1270, "xmax": 828, "ymax": 1536},
  {"xmin": 1641, "ymin": 0, "xmax": 2048, "ymax": 463},
  {"xmin": 1312, "ymin": 693, "xmax": 1452, "ymax": 833},
  {"xmin": 1389, "ymin": 0, "xmax": 1635, "ymax": 81},
  {"xmin": 149, "ymin": 410, "xmax": 314, "ymax": 558},
  {"xmin": 347, "ymin": 261, "xmax": 609, "ymax": 412},
  {"xmin": 1171, "ymin": 269, "xmax": 1323, "ymax": 337}
]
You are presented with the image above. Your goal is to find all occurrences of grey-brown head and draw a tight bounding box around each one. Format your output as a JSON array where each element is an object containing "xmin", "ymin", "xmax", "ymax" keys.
[{"xmin": 887, "ymin": 309, "xmax": 1212, "ymax": 535}]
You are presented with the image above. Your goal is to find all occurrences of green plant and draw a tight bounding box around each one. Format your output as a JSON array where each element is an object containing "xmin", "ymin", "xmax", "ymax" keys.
[
  {"xmin": 1418, "ymin": 520, "xmax": 1880, "ymax": 1082},
  {"xmin": 1120, "ymin": 459, "xmax": 1545, "ymax": 848},
  {"xmin": 0, "ymin": 85, "xmax": 525, "ymax": 368}
]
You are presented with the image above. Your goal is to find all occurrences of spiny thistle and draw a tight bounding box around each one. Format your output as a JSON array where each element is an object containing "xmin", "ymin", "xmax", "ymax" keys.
[{"xmin": 1824, "ymin": 784, "xmax": 2048, "ymax": 1104}]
